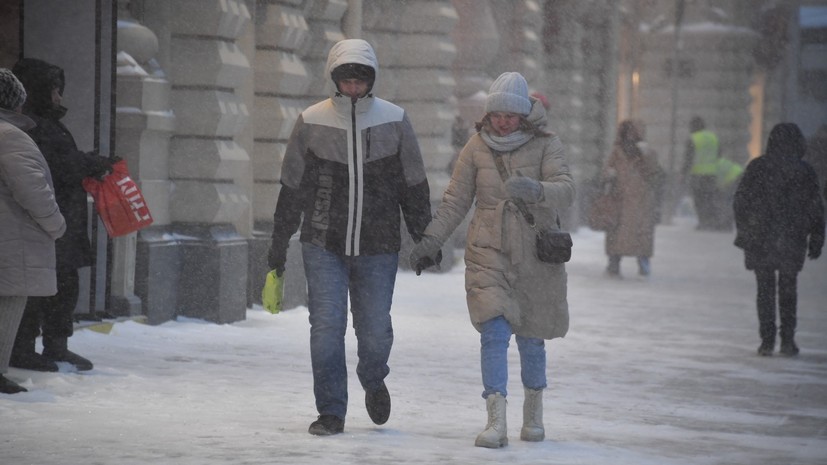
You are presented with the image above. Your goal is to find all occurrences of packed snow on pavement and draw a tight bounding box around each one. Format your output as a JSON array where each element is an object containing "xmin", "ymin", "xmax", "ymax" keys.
[{"xmin": 2, "ymin": 216, "xmax": 826, "ymax": 465}]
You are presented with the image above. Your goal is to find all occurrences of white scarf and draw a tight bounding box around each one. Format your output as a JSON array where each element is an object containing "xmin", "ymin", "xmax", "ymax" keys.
[{"xmin": 481, "ymin": 130, "xmax": 534, "ymax": 152}]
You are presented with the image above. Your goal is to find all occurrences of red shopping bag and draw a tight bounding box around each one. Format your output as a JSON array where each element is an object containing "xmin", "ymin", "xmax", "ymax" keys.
[{"xmin": 82, "ymin": 160, "xmax": 153, "ymax": 237}]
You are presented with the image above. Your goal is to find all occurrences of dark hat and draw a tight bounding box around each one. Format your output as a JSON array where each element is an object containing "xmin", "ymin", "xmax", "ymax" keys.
[
  {"xmin": 330, "ymin": 63, "xmax": 375, "ymax": 84},
  {"xmin": 0, "ymin": 68, "xmax": 27, "ymax": 111},
  {"xmin": 12, "ymin": 58, "xmax": 65, "ymax": 115}
]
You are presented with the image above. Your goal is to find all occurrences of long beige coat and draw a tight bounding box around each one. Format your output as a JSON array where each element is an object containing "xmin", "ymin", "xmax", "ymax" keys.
[
  {"xmin": 0, "ymin": 108, "xmax": 66, "ymax": 297},
  {"xmin": 425, "ymin": 111, "xmax": 575, "ymax": 339},
  {"xmin": 601, "ymin": 142, "xmax": 663, "ymax": 258}
]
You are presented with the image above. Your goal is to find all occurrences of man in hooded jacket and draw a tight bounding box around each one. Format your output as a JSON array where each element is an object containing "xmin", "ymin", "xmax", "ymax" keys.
[
  {"xmin": 267, "ymin": 39, "xmax": 432, "ymax": 435},
  {"xmin": 10, "ymin": 58, "xmax": 113, "ymax": 372}
]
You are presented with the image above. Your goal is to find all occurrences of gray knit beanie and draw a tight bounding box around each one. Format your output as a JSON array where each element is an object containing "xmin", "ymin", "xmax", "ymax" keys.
[
  {"xmin": 484, "ymin": 72, "xmax": 531, "ymax": 116},
  {"xmin": 0, "ymin": 68, "xmax": 27, "ymax": 111}
]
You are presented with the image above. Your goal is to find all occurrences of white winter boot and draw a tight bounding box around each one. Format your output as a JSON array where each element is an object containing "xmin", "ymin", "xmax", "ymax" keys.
[
  {"xmin": 520, "ymin": 387, "xmax": 545, "ymax": 441},
  {"xmin": 475, "ymin": 392, "xmax": 508, "ymax": 448}
]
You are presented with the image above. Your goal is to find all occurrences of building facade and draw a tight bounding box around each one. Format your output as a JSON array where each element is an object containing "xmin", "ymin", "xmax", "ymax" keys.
[{"xmin": 1, "ymin": 0, "xmax": 823, "ymax": 324}]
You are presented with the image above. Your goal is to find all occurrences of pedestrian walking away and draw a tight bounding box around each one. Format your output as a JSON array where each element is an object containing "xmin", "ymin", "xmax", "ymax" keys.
[
  {"xmin": 599, "ymin": 119, "xmax": 664, "ymax": 278},
  {"xmin": 683, "ymin": 116, "xmax": 722, "ymax": 230},
  {"xmin": 0, "ymin": 68, "xmax": 66, "ymax": 394},
  {"xmin": 266, "ymin": 39, "xmax": 432, "ymax": 436},
  {"xmin": 733, "ymin": 122, "xmax": 825, "ymax": 357},
  {"xmin": 10, "ymin": 58, "xmax": 115, "ymax": 373},
  {"xmin": 410, "ymin": 72, "xmax": 575, "ymax": 448}
]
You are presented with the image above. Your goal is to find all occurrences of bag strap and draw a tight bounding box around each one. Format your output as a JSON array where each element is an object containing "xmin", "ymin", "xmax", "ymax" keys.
[{"xmin": 492, "ymin": 150, "xmax": 564, "ymax": 232}]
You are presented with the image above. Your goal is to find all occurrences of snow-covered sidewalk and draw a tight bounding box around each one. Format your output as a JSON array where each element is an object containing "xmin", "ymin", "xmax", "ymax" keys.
[{"xmin": 2, "ymin": 218, "xmax": 826, "ymax": 465}]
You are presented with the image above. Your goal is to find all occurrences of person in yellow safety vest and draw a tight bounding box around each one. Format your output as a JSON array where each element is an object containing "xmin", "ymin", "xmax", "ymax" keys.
[
  {"xmin": 682, "ymin": 116, "xmax": 721, "ymax": 230},
  {"xmin": 715, "ymin": 156, "xmax": 744, "ymax": 231}
]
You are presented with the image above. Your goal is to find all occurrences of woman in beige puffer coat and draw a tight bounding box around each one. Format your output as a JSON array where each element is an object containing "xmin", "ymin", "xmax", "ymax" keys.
[{"xmin": 411, "ymin": 72, "xmax": 574, "ymax": 448}]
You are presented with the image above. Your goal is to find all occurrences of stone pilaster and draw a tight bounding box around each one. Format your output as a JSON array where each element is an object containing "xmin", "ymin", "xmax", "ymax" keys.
[
  {"xmin": 250, "ymin": 0, "xmax": 351, "ymax": 309},
  {"xmin": 115, "ymin": 1, "xmax": 176, "ymax": 321},
  {"xmin": 141, "ymin": 0, "xmax": 253, "ymax": 323}
]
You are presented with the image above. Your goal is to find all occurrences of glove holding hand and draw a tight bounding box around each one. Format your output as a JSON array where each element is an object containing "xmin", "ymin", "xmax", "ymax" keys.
[
  {"xmin": 409, "ymin": 235, "xmax": 443, "ymax": 276},
  {"xmin": 268, "ymin": 246, "xmax": 286, "ymax": 277},
  {"xmin": 504, "ymin": 172, "xmax": 543, "ymax": 203}
]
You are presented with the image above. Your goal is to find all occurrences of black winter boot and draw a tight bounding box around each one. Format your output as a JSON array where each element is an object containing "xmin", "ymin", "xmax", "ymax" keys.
[
  {"xmin": 0, "ymin": 374, "xmax": 28, "ymax": 394},
  {"xmin": 10, "ymin": 339, "xmax": 58, "ymax": 372},
  {"xmin": 757, "ymin": 339, "xmax": 774, "ymax": 356},
  {"xmin": 365, "ymin": 382, "xmax": 391, "ymax": 425},
  {"xmin": 42, "ymin": 337, "xmax": 93, "ymax": 371},
  {"xmin": 779, "ymin": 337, "xmax": 799, "ymax": 357}
]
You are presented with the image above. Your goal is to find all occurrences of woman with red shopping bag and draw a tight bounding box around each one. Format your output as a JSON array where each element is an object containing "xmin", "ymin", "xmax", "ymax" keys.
[{"xmin": 9, "ymin": 58, "xmax": 116, "ymax": 372}]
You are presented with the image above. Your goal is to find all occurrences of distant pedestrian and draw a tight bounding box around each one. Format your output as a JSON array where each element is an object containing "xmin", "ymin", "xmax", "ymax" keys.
[
  {"xmin": 600, "ymin": 119, "xmax": 664, "ymax": 278},
  {"xmin": 683, "ymin": 116, "xmax": 721, "ymax": 230},
  {"xmin": 0, "ymin": 68, "xmax": 66, "ymax": 393},
  {"xmin": 713, "ymin": 156, "xmax": 744, "ymax": 231},
  {"xmin": 266, "ymin": 39, "xmax": 432, "ymax": 436},
  {"xmin": 734, "ymin": 123, "xmax": 825, "ymax": 356},
  {"xmin": 410, "ymin": 72, "xmax": 574, "ymax": 448}
]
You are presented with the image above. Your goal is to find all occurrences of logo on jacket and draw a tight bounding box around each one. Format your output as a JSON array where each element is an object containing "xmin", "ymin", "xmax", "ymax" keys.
[{"xmin": 310, "ymin": 172, "xmax": 333, "ymax": 247}]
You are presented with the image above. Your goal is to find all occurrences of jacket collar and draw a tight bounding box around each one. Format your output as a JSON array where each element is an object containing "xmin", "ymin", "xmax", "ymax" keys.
[{"xmin": 0, "ymin": 108, "xmax": 36, "ymax": 131}]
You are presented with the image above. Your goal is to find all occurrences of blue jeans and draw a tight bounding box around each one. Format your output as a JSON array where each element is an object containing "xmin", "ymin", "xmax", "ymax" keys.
[
  {"xmin": 480, "ymin": 316, "xmax": 547, "ymax": 398},
  {"xmin": 302, "ymin": 243, "xmax": 398, "ymax": 419}
]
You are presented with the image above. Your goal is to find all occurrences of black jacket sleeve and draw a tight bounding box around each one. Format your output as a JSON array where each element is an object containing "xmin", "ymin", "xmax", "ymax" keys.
[{"xmin": 268, "ymin": 185, "xmax": 304, "ymax": 272}]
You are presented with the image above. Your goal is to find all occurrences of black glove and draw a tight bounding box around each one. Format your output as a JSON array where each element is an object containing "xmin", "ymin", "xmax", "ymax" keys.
[
  {"xmin": 268, "ymin": 246, "xmax": 286, "ymax": 276},
  {"xmin": 409, "ymin": 235, "xmax": 443, "ymax": 276}
]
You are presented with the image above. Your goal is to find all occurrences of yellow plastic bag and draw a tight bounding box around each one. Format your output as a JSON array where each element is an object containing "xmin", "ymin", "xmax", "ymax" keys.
[{"xmin": 261, "ymin": 270, "xmax": 284, "ymax": 314}]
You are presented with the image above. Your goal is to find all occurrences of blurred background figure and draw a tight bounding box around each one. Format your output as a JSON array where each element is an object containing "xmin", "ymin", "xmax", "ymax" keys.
[
  {"xmin": 683, "ymin": 116, "xmax": 721, "ymax": 231},
  {"xmin": 9, "ymin": 58, "xmax": 113, "ymax": 373},
  {"xmin": 600, "ymin": 119, "xmax": 664, "ymax": 278},
  {"xmin": 734, "ymin": 122, "xmax": 825, "ymax": 357},
  {"xmin": 0, "ymin": 68, "xmax": 65, "ymax": 393},
  {"xmin": 713, "ymin": 155, "xmax": 744, "ymax": 231}
]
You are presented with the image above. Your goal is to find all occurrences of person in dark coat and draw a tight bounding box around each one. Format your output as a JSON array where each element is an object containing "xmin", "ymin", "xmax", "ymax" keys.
[
  {"xmin": 9, "ymin": 58, "xmax": 113, "ymax": 372},
  {"xmin": 734, "ymin": 123, "xmax": 825, "ymax": 357}
]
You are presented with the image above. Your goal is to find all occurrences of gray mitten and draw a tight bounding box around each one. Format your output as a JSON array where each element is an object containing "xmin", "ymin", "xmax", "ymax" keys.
[
  {"xmin": 409, "ymin": 235, "xmax": 443, "ymax": 275},
  {"xmin": 504, "ymin": 173, "xmax": 543, "ymax": 203}
]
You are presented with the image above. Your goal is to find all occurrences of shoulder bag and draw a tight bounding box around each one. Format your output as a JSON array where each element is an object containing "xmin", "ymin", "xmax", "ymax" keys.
[{"xmin": 492, "ymin": 151, "xmax": 572, "ymax": 263}]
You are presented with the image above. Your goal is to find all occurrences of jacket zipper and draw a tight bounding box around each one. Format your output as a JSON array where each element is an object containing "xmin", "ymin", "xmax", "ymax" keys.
[{"xmin": 349, "ymin": 99, "xmax": 359, "ymax": 255}]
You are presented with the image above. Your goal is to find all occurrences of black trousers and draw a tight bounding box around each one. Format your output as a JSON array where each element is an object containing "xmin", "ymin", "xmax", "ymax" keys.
[
  {"xmin": 754, "ymin": 268, "xmax": 798, "ymax": 343},
  {"xmin": 690, "ymin": 175, "xmax": 719, "ymax": 229},
  {"xmin": 14, "ymin": 268, "xmax": 79, "ymax": 352}
]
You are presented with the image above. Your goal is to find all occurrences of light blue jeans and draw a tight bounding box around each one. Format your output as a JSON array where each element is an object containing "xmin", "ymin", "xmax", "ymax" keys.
[
  {"xmin": 480, "ymin": 316, "xmax": 547, "ymax": 398},
  {"xmin": 302, "ymin": 243, "xmax": 398, "ymax": 419}
]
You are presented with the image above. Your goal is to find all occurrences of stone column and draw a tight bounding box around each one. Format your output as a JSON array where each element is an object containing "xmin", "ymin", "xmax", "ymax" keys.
[
  {"xmin": 115, "ymin": 1, "xmax": 176, "ymax": 322},
  {"xmin": 249, "ymin": 0, "xmax": 328, "ymax": 310},
  {"xmin": 542, "ymin": 0, "xmax": 620, "ymax": 228},
  {"xmin": 142, "ymin": 0, "xmax": 253, "ymax": 323}
]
